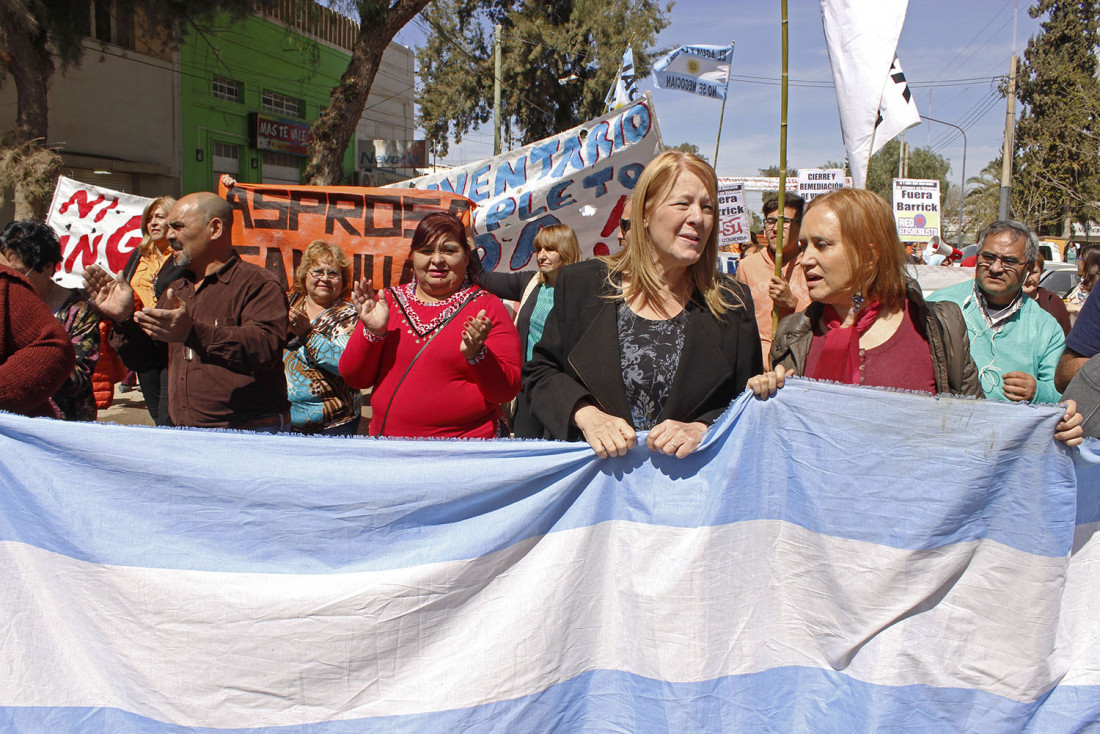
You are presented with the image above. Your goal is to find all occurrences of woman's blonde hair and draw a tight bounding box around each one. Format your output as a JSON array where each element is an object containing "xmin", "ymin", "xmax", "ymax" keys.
[
  {"xmin": 533, "ymin": 224, "xmax": 581, "ymax": 284},
  {"xmin": 804, "ymin": 188, "xmax": 908, "ymax": 310},
  {"xmin": 601, "ymin": 150, "xmax": 740, "ymax": 316},
  {"xmin": 294, "ymin": 240, "xmax": 352, "ymax": 299},
  {"xmin": 139, "ymin": 196, "xmax": 177, "ymax": 256}
]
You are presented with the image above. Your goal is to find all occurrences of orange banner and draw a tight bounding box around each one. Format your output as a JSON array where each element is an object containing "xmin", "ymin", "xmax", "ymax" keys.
[{"xmin": 220, "ymin": 183, "xmax": 475, "ymax": 291}]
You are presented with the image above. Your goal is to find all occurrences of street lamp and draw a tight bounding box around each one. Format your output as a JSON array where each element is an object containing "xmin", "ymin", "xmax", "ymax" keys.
[{"xmin": 920, "ymin": 115, "xmax": 967, "ymax": 249}]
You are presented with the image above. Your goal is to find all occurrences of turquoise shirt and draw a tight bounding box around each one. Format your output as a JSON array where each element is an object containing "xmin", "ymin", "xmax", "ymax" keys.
[
  {"xmin": 927, "ymin": 279, "xmax": 1065, "ymax": 403},
  {"xmin": 526, "ymin": 284, "xmax": 555, "ymax": 362}
]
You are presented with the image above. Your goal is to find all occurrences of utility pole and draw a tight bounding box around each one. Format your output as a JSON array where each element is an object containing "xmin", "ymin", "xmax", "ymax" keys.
[
  {"xmin": 898, "ymin": 130, "xmax": 906, "ymax": 178},
  {"xmin": 999, "ymin": 54, "xmax": 1018, "ymax": 220},
  {"xmin": 493, "ymin": 24, "xmax": 503, "ymax": 156}
]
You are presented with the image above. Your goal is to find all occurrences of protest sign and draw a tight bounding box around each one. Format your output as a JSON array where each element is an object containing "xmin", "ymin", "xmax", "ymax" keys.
[
  {"xmin": 221, "ymin": 183, "xmax": 473, "ymax": 290},
  {"xmin": 716, "ymin": 180, "xmax": 750, "ymax": 250},
  {"xmin": 796, "ymin": 168, "xmax": 849, "ymax": 202},
  {"xmin": 893, "ymin": 178, "xmax": 941, "ymax": 243},
  {"xmin": 391, "ymin": 94, "xmax": 663, "ymax": 272},
  {"xmin": 46, "ymin": 176, "xmax": 151, "ymax": 288}
]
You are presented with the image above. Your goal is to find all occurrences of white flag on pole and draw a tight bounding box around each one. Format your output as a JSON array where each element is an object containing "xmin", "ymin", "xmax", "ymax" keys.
[
  {"xmin": 605, "ymin": 45, "xmax": 640, "ymax": 111},
  {"xmin": 652, "ymin": 44, "xmax": 734, "ymax": 101},
  {"xmin": 821, "ymin": 0, "xmax": 912, "ymax": 188},
  {"xmin": 873, "ymin": 56, "xmax": 921, "ymax": 157}
]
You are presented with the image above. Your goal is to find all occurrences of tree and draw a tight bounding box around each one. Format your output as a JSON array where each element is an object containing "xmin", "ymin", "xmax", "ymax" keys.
[
  {"xmin": 305, "ymin": 0, "xmax": 434, "ymax": 184},
  {"xmin": 865, "ymin": 139, "xmax": 951, "ymax": 204},
  {"xmin": 964, "ymin": 158, "xmax": 1004, "ymax": 236},
  {"xmin": 0, "ymin": 0, "xmax": 268, "ymax": 218},
  {"xmin": 1012, "ymin": 0, "xmax": 1100, "ymax": 236},
  {"xmin": 416, "ymin": 0, "xmax": 670, "ymax": 157},
  {"xmin": 670, "ymin": 142, "xmax": 708, "ymax": 163}
]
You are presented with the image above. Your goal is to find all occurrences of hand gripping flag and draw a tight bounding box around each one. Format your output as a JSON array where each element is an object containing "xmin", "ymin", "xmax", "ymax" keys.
[
  {"xmin": 604, "ymin": 45, "xmax": 640, "ymax": 111},
  {"xmin": 821, "ymin": 0, "xmax": 914, "ymax": 188},
  {"xmin": 652, "ymin": 44, "xmax": 734, "ymax": 101}
]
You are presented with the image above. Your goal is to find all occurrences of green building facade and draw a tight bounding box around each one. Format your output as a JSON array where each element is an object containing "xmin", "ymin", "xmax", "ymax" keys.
[{"xmin": 180, "ymin": 4, "xmax": 414, "ymax": 194}]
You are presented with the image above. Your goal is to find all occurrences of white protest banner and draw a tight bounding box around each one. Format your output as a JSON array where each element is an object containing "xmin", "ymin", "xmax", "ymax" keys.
[
  {"xmin": 716, "ymin": 180, "xmax": 750, "ymax": 250},
  {"xmin": 45, "ymin": 176, "xmax": 152, "ymax": 288},
  {"xmin": 893, "ymin": 178, "xmax": 940, "ymax": 243},
  {"xmin": 391, "ymin": 93, "xmax": 663, "ymax": 272},
  {"xmin": 796, "ymin": 168, "xmax": 849, "ymax": 202}
]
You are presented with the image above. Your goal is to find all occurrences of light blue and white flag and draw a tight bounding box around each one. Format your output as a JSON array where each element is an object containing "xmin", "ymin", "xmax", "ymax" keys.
[
  {"xmin": 652, "ymin": 43, "xmax": 734, "ymax": 100},
  {"xmin": 1, "ymin": 380, "xmax": 1100, "ymax": 731},
  {"xmin": 604, "ymin": 44, "xmax": 640, "ymax": 111}
]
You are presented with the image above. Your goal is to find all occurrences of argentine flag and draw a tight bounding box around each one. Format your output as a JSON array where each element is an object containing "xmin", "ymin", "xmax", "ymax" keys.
[
  {"xmin": 1, "ymin": 381, "xmax": 1100, "ymax": 730},
  {"xmin": 652, "ymin": 44, "xmax": 734, "ymax": 101}
]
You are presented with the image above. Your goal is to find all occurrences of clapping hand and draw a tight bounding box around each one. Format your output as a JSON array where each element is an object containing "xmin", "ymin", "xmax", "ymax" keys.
[
  {"xmin": 288, "ymin": 305, "xmax": 312, "ymax": 338},
  {"xmin": 83, "ymin": 264, "xmax": 135, "ymax": 322},
  {"xmin": 351, "ymin": 278, "xmax": 388, "ymax": 335},
  {"xmin": 460, "ymin": 309, "xmax": 491, "ymax": 361},
  {"xmin": 133, "ymin": 287, "xmax": 192, "ymax": 342}
]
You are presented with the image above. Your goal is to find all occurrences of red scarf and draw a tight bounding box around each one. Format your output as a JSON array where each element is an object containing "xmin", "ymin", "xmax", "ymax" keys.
[{"xmin": 813, "ymin": 301, "xmax": 883, "ymax": 384}]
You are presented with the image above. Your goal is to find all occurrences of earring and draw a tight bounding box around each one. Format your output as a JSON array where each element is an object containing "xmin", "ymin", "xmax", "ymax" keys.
[{"xmin": 852, "ymin": 290, "xmax": 865, "ymax": 312}]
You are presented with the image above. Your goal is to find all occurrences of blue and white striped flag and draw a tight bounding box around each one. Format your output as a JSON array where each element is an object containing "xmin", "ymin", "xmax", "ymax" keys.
[
  {"xmin": 652, "ymin": 43, "xmax": 734, "ymax": 101},
  {"xmin": 604, "ymin": 45, "xmax": 640, "ymax": 111},
  {"xmin": 2, "ymin": 380, "xmax": 1100, "ymax": 730}
]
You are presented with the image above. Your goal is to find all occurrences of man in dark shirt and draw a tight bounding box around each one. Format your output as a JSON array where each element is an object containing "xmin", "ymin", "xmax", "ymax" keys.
[{"xmin": 84, "ymin": 192, "xmax": 289, "ymax": 430}]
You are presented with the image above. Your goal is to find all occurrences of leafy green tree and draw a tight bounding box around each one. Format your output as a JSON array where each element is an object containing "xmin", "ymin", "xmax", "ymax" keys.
[
  {"xmin": 1012, "ymin": 0, "xmax": 1100, "ymax": 236},
  {"xmin": 305, "ymin": 0, "xmax": 434, "ymax": 184},
  {"xmin": 865, "ymin": 139, "xmax": 951, "ymax": 204},
  {"xmin": 417, "ymin": 0, "xmax": 670, "ymax": 157},
  {"xmin": 670, "ymin": 142, "xmax": 708, "ymax": 163},
  {"xmin": 0, "ymin": 0, "xmax": 270, "ymax": 218}
]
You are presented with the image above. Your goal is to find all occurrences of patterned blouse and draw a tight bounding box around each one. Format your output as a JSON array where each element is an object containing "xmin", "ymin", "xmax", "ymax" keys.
[
  {"xmin": 51, "ymin": 290, "xmax": 100, "ymax": 421},
  {"xmin": 283, "ymin": 292, "xmax": 362, "ymax": 433},
  {"xmin": 617, "ymin": 302, "xmax": 688, "ymax": 430}
]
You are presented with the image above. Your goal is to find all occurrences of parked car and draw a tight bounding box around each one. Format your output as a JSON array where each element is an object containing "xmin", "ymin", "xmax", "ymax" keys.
[
  {"xmin": 1040, "ymin": 262, "xmax": 1079, "ymax": 298},
  {"xmin": 1039, "ymin": 241, "xmax": 1065, "ymax": 263}
]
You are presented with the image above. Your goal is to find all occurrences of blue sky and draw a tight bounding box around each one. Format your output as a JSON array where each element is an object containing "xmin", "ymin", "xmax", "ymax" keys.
[{"xmin": 394, "ymin": 0, "xmax": 1044, "ymax": 193}]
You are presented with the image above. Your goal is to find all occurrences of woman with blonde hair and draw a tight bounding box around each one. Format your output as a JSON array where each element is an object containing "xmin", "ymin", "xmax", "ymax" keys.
[
  {"xmin": 117, "ymin": 195, "xmax": 179, "ymax": 424},
  {"xmin": 470, "ymin": 223, "xmax": 581, "ymax": 436},
  {"xmin": 284, "ymin": 240, "xmax": 362, "ymax": 435},
  {"xmin": 524, "ymin": 150, "xmax": 763, "ymax": 457}
]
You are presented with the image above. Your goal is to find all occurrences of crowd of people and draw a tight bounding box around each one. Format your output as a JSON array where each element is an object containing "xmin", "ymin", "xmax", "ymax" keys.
[{"xmin": 0, "ymin": 149, "xmax": 1092, "ymax": 453}]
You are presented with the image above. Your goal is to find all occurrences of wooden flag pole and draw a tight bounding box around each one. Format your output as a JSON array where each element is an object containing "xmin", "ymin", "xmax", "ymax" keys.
[
  {"xmin": 714, "ymin": 95, "xmax": 728, "ymax": 167},
  {"xmin": 713, "ymin": 43, "xmax": 733, "ymax": 167},
  {"xmin": 773, "ymin": 0, "xmax": 789, "ymax": 336}
]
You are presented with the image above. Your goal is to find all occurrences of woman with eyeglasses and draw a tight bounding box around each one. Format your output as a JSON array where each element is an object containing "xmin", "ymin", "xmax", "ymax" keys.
[
  {"xmin": 339, "ymin": 212, "xmax": 522, "ymax": 438},
  {"xmin": 283, "ymin": 240, "xmax": 362, "ymax": 435},
  {"xmin": 748, "ymin": 190, "xmax": 1083, "ymax": 444}
]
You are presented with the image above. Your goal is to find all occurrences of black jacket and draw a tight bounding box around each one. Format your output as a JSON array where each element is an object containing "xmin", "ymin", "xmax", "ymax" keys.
[{"xmin": 524, "ymin": 259, "xmax": 763, "ymax": 441}]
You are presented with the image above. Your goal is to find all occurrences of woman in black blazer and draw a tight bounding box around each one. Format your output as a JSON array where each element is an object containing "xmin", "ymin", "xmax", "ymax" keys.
[
  {"xmin": 524, "ymin": 150, "xmax": 762, "ymax": 458},
  {"xmin": 471, "ymin": 225, "xmax": 580, "ymax": 437}
]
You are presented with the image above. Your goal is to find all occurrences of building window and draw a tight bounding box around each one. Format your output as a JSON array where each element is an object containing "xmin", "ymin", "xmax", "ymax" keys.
[
  {"xmin": 212, "ymin": 142, "xmax": 241, "ymax": 176},
  {"xmin": 262, "ymin": 90, "xmax": 303, "ymax": 119},
  {"xmin": 261, "ymin": 150, "xmax": 303, "ymax": 185},
  {"xmin": 85, "ymin": 0, "xmax": 134, "ymax": 49},
  {"xmin": 212, "ymin": 76, "xmax": 242, "ymax": 103}
]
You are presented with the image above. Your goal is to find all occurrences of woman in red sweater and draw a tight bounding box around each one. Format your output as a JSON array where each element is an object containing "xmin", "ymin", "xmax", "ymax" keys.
[{"xmin": 339, "ymin": 213, "xmax": 521, "ymax": 438}]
